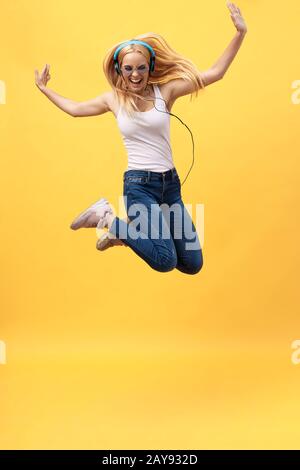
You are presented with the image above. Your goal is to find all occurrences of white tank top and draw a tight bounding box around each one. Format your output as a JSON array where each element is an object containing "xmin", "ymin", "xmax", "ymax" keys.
[{"xmin": 116, "ymin": 84, "xmax": 174, "ymax": 172}]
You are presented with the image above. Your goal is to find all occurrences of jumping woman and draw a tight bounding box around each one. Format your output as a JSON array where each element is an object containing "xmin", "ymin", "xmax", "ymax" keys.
[{"xmin": 35, "ymin": 2, "xmax": 247, "ymax": 274}]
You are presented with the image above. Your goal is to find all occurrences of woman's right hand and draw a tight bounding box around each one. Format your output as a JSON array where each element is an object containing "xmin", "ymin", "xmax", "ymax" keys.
[{"xmin": 35, "ymin": 64, "xmax": 51, "ymax": 91}]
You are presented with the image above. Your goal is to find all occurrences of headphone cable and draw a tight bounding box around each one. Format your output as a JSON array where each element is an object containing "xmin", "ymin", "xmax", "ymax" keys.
[{"xmin": 123, "ymin": 89, "xmax": 195, "ymax": 187}]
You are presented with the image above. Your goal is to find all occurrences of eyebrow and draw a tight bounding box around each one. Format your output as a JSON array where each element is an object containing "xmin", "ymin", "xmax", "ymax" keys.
[{"xmin": 122, "ymin": 64, "xmax": 147, "ymax": 67}]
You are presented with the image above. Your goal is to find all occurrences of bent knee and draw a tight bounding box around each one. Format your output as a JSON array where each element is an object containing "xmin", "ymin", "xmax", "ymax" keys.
[
  {"xmin": 156, "ymin": 252, "xmax": 178, "ymax": 273},
  {"xmin": 177, "ymin": 252, "xmax": 204, "ymax": 275},
  {"xmin": 188, "ymin": 260, "xmax": 203, "ymax": 275}
]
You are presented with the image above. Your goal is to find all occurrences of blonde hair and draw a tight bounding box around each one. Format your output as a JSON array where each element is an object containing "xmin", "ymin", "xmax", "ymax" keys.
[{"xmin": 102, "ymin": 32, "xmax": 205, "ymax": 118}]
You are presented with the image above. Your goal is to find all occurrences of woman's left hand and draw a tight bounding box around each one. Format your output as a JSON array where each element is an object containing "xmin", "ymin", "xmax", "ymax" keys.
[{"xmin": 226, "ymin": 2, "xmax": 248, "ymax": 34}]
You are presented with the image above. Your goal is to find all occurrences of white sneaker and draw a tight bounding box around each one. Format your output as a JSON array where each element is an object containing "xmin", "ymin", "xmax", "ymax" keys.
[
  {"xmin": 70, "ymin": 197, "xmax": 113, "ymax": 230},
  {"xmin": 96, "ymin": 231, "xmax": 127, "ymax": 251}
]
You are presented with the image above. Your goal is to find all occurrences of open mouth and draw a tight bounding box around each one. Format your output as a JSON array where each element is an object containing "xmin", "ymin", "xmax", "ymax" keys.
[{"xmin": 129, "ymin": 78, "xmax": 143, "ymax": 85}]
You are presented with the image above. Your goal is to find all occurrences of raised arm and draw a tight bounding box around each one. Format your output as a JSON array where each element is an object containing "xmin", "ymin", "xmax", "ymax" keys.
[
  {"xmin": 34, "ymin": 64, "xmax": 110, "ymax": 117},
  {"xmin": 167, "ymin": 2, "xmax": 248, "ymax": 100},
  {"xmin": 205, "ymin": 2, "xmax": 248, "ymax": 82}
]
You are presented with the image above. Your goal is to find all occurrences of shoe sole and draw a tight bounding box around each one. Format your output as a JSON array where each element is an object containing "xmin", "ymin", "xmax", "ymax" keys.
[
  {"xmin": 96, "ymin": 233, "xmax": 127, "ymax": 251},
  {"xmin": 96, "ymin": 233, "xmax": 113, "ymax": 251}
]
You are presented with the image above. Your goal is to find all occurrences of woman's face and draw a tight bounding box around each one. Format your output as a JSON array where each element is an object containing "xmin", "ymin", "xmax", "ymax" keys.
[{"xmin": 120, "ymin": 52, "xmax": 150, "ymax": 94}]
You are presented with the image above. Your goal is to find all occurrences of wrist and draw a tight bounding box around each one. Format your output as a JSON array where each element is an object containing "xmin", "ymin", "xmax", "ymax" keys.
[
  {"xmin": 236, "ymin": 29, "xmax": 247, "ymax": 37},
  {"xmin": 38, "ymin": 84, "xmax": 47, "ymax": 93}
]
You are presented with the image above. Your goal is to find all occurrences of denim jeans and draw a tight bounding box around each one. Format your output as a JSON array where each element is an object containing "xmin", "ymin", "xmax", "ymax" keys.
[{"xmin": 109, "ymin": 167, "xmax": 203, "ymax": 274}]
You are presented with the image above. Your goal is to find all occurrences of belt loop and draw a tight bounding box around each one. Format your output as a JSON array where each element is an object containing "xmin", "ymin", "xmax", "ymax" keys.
[
  {"xmin": 147, "ymin": 170, "xmax": 150, "ymax": 183},
  {"xmin": 172, "ymin": 167, "xmax": 175, "ymax": 181}
]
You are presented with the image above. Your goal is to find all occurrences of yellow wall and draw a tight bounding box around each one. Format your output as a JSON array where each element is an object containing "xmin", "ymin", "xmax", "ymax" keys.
[{"xmin": 1, "ymin": 0, "xmax": 300, "ymax": 449}]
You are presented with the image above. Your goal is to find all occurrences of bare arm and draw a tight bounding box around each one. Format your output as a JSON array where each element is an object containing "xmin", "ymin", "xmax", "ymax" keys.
[
  {"xmin": 40, "ymin": 87, "xmax": 78, "ymax": 116},
  {"xmin": 209, "ymin": 33, "xmax": 247, "ymax": 80},
  {"xmin": 201, "ymin": 29, "xmax": 246, "ymax": 87},
  {"xmin": 168, "ymin": 2, "xmax": 248, "ymax": 100},
  {"xmin": 72, "ymin": 92, "xmax": 111, "ymax": 117},
  {"xmin": 34, "ymin": 64, "xmax": 110, "ymax": 117},
  {"xmin": 204, "ymin": 3, "xmax": 248, "ymax": 81}
]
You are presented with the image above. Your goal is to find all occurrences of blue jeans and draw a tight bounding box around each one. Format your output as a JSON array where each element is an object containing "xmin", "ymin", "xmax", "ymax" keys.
[{"xmin": 109, "ymin": 167, "xmax": 203, "ymax": 275}]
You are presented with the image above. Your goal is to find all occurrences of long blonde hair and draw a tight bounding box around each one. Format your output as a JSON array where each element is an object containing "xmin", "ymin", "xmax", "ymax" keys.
[{"xmin": 102, "ymin": 32, "xmax": 205, "ymax": 118}]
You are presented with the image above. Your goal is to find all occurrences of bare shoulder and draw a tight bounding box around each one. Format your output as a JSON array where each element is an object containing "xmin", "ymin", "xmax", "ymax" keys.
[
  {"xmin": 157, "ymin": 81, "xmax": 195, "ymax": 112},
  {"xmin": 156, "ymin": 83, "xmax": 175, "ymax": 113},
  {"xmin": 159, "ymin": 77, "xmax": 205, "ymax": 106},
  {"xmin": 158, "ymin": 82, "xmax": 173, "ymax": 100},
  {"xmin": 105, "ymin": 90, "xmax": 119, "ymax": 118}
]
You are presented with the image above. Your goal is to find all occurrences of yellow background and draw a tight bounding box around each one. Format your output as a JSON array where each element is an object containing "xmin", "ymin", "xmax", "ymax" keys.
[{"xmin": 1, "ymin": 0, "xmax": 300, "ymax": 449}]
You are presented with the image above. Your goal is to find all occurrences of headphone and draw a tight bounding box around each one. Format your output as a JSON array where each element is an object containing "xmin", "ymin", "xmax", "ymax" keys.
[
  {"xmin": 113, "ymin": 39, "xmax": 156, "ymax": 75},
  {"xmin": 113, "ymin": 39, "xmax": 195, "ymax": 186}
]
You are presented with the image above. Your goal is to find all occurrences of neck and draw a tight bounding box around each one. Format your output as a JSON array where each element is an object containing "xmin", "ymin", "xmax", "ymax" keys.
[
  {"xmin": 136, "ymin": 83, "xmax": 152, "ymax": 96},
  {"xmin": 125, "ymin": 83, "xmax": 153, "ymax": 100}
]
